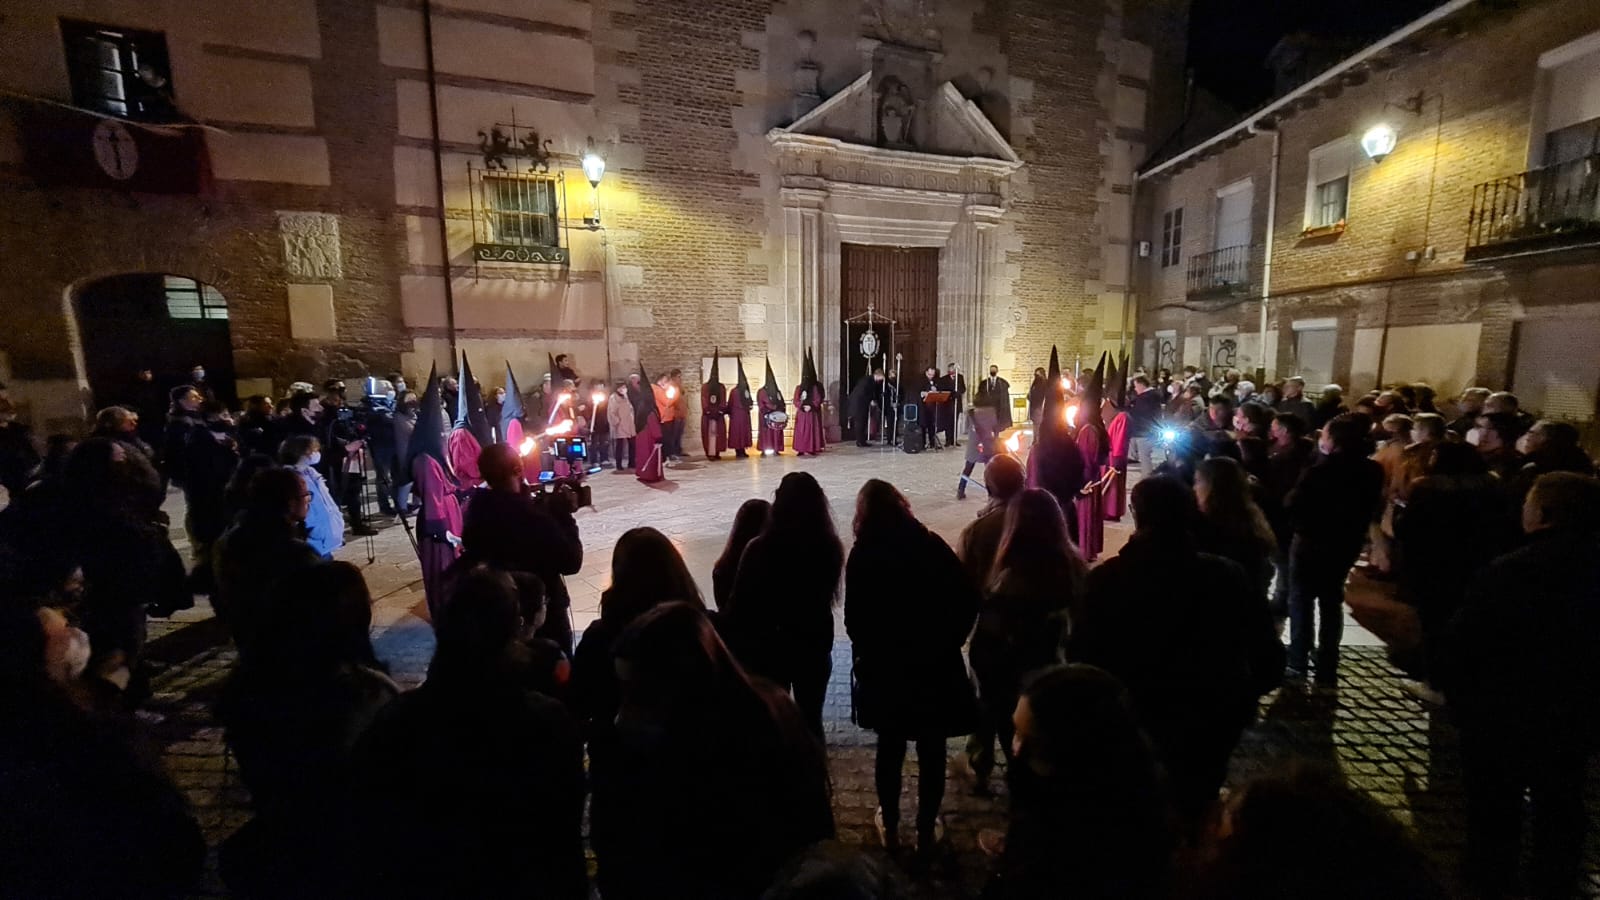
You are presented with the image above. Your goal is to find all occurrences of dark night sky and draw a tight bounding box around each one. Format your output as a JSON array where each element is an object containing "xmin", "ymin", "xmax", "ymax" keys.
[{"xmin": 1187, "ymin": 0, "xmax": 1448, "ymax": 109}]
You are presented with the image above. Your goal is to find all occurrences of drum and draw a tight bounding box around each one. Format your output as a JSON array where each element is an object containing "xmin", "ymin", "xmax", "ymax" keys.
[{"xmin": 764, "ymin": 411, "xmax": 789, "ymax": 427}]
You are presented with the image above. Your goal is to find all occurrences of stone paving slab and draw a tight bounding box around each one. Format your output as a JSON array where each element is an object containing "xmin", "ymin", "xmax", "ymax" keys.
[{"xmin": 129, "ymin": 449, "xmax": 1598, "ymax": 897}]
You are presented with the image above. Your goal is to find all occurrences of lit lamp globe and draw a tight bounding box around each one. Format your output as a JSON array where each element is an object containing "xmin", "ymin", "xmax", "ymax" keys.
[
  {"xmin": 1361, "ymin": 124, "xmax": 1397, "ymax": 163},
  {"xmin": 582, "ymin": 152, "xmax": 606, "ymax": 188}
]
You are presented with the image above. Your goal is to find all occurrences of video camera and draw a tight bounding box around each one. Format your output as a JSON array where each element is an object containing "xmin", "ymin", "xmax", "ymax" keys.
[{"xmin": 528, "ymin": 435, "xmax": 594, "ymax": 510}]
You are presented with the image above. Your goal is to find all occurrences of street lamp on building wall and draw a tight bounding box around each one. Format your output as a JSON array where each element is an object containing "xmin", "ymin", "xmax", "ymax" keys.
[
  {"xmin": 582, "ymin": 141, "xmax": 606, "ymax": 230},
  {"xmin": 1361, "ymin": 124, "xmax": 1398, "ymax": 163}
]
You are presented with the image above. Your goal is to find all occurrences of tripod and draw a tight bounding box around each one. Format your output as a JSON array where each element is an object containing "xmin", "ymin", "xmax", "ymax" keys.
[{"xmin": 349, "ymin": 447, "xmax": 377, "ymax": 564}]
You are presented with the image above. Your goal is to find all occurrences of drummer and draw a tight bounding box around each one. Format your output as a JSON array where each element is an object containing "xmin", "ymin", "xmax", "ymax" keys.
[{"xmin": 757, "ymin": 359, "xmax": 787, "ymax": 455}]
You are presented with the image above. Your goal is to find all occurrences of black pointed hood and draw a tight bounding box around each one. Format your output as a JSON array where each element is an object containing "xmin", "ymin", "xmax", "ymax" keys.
[
  {"xmin": 499, "ymin": 361, "xmax": 525, "ymax": 431},
  {"xmin": 404, "ymin": 363, "xmax": 446, "ymax": 479},
  {"xmin": 1112, "ymin": 352, "xmax": 1130, "ymax": 408},
  {"xmin": 453, "ymin": 353, "xmax": 493, "ymax": 446},
  {"xmin": 633, "ymin": 360, "xmax": 661, "ymax": 430},
  {"xmin": 801, "ymin": 348, "xmax": 820, "ymax": 400},
  {"xmin": 734, "ymin": 356, "xmax": 752, "ymax": 405},
  {"xmin": 762, "ymin": 359, "xmax": 786, "ymax": 414},
  {"xmin": 705, "ymin": 348, "xmax": 725, "ymax": 404},
  {"xmin": 1039, "ymin": 345, "xmax": 1066, "ymax": 435},
  {"xmin": 1082, "ymin": 352, "xmax": 1107, "ymax": 416}
]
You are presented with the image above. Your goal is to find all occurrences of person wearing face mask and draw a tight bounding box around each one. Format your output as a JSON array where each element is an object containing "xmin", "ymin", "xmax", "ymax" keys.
[
  {"xmin": 976, "ymin": 364, "xmax": 1012, "ymax": 428},
  {"xmin": 980, "ymin": 665, "xmax": 1174, "ymax": 900},
  {"xmin": 280, "ymin": 435, "xmax": 345, "ymax": 558},
  {"xmin": 189, "ymin": 363, "xmax": 217, "ymax": 408},
  {"xmin": 0, "ymin": 599, "xmax": 206, "ymax": 899},
  {"xmin": 392, "ymin": 391, "xmax": 420, "ymax": 511},
  {"xmin": 350, "ymin": 563, "xmax": 587, "ymax": 899}
]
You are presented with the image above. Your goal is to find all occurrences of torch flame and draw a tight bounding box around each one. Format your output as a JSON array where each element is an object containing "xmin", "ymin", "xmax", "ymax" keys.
[
  {"xmin": 546, "ymin": 420, "xmax": 574, "ymax": 437},
  {"xmin": 592, "ymin": 392, "xmax": 606, "ymax": 406},
  {"xmin": 1004, "ymin": 432, "xmax": 1021, "ymax": 453},
  {"xmin": 666, "ymin": 386, "xmax": 678, "ymax": 400},
  {"xmin": 557, "ymin": 392, "xmax": 572, "ymax": 407},
  {"xmin": 518, "ymin": 436, "xmax": 536, "ymax": 457},
  {"xmin": 1066, "ymin": 404, "xmax": 1079, "ymax": 427}
]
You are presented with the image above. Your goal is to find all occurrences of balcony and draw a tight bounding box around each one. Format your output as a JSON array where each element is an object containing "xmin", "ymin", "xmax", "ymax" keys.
[
  {"xmin": 1466, "ymin": 154, "xmax": 1600, "ymax": 261},
  {"xmin": 1186, "ymin": 244, "xmax": 1252, "ymax": 299}
]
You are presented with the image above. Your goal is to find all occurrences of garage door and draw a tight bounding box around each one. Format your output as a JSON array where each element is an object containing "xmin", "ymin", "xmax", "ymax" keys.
[{"xmin": 1512, "ymin": 317, "xmax": 1600, "ymax": 422}]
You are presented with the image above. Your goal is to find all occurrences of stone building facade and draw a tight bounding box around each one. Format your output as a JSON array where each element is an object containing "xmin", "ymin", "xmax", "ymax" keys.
[
  {"xmin": 1132, "ymin": 0, "xmax": 1600, "ymax": 427},
  {"xmin": 1, "ymin": 0, "xmax": 1186, "ymax": 436}
]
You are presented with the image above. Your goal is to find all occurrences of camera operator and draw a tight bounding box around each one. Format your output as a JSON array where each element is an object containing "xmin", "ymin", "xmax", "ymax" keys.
[
  {"xmin": 316, "ymin": 380, "xmax": 378, "ymax": 537},
  {"xmin": 459, "ymin": 442, "xmax": 584, "ymax": 653},
  {"xmin": 363, "ymin": 381, "xmax": 399, "ymax": 517}
]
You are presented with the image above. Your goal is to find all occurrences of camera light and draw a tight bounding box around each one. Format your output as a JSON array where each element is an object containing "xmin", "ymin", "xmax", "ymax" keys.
[
  {"xmin": 592, "ymin": 392, "xmax": 606, "ymax": 406},
  {"xmin": 518, "ymin": 436, "xmax": 536, "ymax": 457},
  {"xmin": 1160, "ymin": 428, "xmax": 1178, "ymax": 442},
  {"xmin": 763, "ymin": 449, "xmax": 775, "ymax": 456}
]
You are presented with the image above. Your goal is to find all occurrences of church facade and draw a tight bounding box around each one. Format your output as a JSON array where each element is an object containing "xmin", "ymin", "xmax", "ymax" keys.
[{"xmin": 0, "ymin": 0, "xmax": 1185, "ymax": 434}]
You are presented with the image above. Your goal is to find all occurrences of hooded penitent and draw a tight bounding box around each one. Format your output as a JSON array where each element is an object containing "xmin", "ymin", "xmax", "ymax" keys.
[
  {"xmin": 800, "ymin": 348, "xmax": 821, "ymax": 402},
  {"xmin": 500, "ymin": 361, "xmax": 526, "ymax": 448},
  {"xmin": 634, "ymin": 360, "xmax": 661, "ymax": 431},
  {"xmin": 403, "ymin": 363, "xmax": 446, "ymax": 484},
  {"xmin": 1038, "ymin": 345, "xmax": 1067, "ymax": 440},
  {"xmin": 1081, "ymin": 352, "xmax": 1107, "ymax": 423},
  {"xmin": 705, "ymin": 349, "xmax": 725, "ymax": 405},
  {"xmin": 1105, "ymin": 352, "xmax": 1126, "ymax": 411},
  {"xmin": 453, "ymin": 353, "xmax": 493, "ymax": 447},
  {"xmin": 1114, "ymin": 352, "xmax": 1131, "ymax": 408},
  {"xmin": 733, "ymin": 356, "xmax": 752, "ymax": 406},
  {"xmin": 762, "ymin": 359, "xmax": 786, "ymax": 413}
]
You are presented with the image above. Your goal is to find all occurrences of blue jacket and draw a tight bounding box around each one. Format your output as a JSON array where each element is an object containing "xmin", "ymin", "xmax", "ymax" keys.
[{"xmin": 294, "ymin": 462, "xmax": 345, "ymax": 557}]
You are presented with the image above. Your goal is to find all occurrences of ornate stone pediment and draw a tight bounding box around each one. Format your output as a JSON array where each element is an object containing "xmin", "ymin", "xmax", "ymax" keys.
[{"xmin": 771, "ymin": 71, "xmax": 1020, "ymax": 165}]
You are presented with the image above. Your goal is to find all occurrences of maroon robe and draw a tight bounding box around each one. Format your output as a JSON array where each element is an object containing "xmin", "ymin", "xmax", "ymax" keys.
[
  {"xmin": 414, "ymin": 454, "xmax": 462, "ymax": 621},
  {"xmin": 702, "ymin": 393, "xmax": 727, "ymax": 459},
  {"xmin": 1075, "ymin": 425, "xmax": 1106, "ymax": 562},
  {"xmin": 727, "ymin": 388, "xmax": 753, "ymax": 451},
  {"xmin": 757, "ymin": 388, "xmax": 786, "ymax": 454},
  {"xmin": 635, "ymin": 411, "xmax": 665, "ymax": 483},
  {"xmin": 792, "ymin": 386, "xmax": 824, "ymax": 455},
  {"xmin": 447, "ymin": 429, "xmax": 482, "ymax": 486},
  {"xmin": 1104, "ymin": 410, "xmax": 1131, "ymax": 521}
]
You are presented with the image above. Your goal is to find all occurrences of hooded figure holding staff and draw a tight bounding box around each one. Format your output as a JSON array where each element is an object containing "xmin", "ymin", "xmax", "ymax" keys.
[
  {"xmin": 447, "ymin": 353, "xmax": 492, "ymax": 486},
  {"xmin": 702, "ymin": 350, "xmax": 728, "ymax": 461},
  {"xmin": 791, "ymin": 348, "xmax": 825, "ymax": 456},
  {"xmin": 1027, "ymin": 346, "xmax": 1088, "ymax": 545},
  {"xmin": 727, "ymin": 356, "xmax": 754, "ymax": 458},
  {"xmin": 632, "ymin": 361, "xmax": 666, "ymax": 483},
  {"xmin": 402, "ymin": 364, "xmax": 462, "ymax": 620}
]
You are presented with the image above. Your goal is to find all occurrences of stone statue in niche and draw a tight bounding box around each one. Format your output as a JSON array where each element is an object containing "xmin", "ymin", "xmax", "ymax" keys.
[
  {"xmin": 278, "ymin": 212, "xmax": 343, "ymax": 280},
  {"xmin": 877, "ymin": 76, "xmax": 917, "ymax": 149}
]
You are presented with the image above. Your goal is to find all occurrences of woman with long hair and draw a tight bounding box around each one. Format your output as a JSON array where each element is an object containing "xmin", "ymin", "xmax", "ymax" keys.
[
  {"xmin": 982, "ymin": 664, "xmax": 1174, "ymax": 900},
  {"xmin": 600, "ymin": 602, "xmax": 834, "ymax": 899},
  {"xmin": 727, "ymin": 472, "xmax": 844, "ymax": 736},
  {"xmin": 844, "ymin": 479, "xmax": 979, "ymax": 858},
  {"xmin": 967, "ymin": 489, "xmax": 1087, "ymax": 792},
  {"xmin": 712, "ymin": 498, "xmax": 770, "ymax": 612},
  {"xmin": 1195, "ymin": 456, "xmax": 1277, "ymax": 600},
  {"xmin": 216, "ymin": 561, "xmax": 397, "ymax": 897}
]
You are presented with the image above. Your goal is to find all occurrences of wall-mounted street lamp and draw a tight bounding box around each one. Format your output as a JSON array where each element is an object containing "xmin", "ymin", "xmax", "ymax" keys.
[
  {"xmin": 1361, "ymin": 124, "xmax": 1398, "ymax": 163},
  {"xmin": 582, "ymin": 140, "xmax": 606, "ymax": 230}
]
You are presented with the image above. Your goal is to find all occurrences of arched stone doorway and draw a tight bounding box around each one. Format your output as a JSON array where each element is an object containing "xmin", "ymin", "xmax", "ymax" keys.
[{"xmin": 72, "ymin": 273, "xmax": 237, "ymax": 411}]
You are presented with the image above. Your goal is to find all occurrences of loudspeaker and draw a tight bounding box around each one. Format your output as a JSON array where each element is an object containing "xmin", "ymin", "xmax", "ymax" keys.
[{"xmin": 901, "ymin": 423, "xmax": 923, "ymax": 454}]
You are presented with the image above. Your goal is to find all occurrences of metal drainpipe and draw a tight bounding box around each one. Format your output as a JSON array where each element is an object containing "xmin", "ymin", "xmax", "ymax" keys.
[
  {"xmin": 1120, "ymin": 178, "xmax": 1136, "ymax": 358},
  {"xmin": 1249, "ymin": 122, "xmax": 1280, "ymax": 383},
  {"xmin": 422, "ymin": 0, "xmax": 458, "ymax": 365}
]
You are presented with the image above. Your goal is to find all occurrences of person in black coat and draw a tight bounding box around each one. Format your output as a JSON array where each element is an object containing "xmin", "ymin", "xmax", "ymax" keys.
[
  {"xmin": 712, "ymin": 499, "xmax": 770, "ymax": 612},
  {"xmin": 1284, "ymin": 414, "xmax": 1384, "ymax": 682},
  {"xmin": 350, "ymin": 562, "xmax": 587, "ymax": 900},
  {"xmin": 848, "ymin": 370, "xmax": 886, "ymax": 447},
  {"xmin": 0, "ymin": 599, "xmax": 206, "ymax": 900},
  {"xmin": 976, "ymin": 365, "xmax": 1012, "ymax": 428},
  {"xmin": 126, "ymin": 368, "xmax": 168, "ymax": 457},
  {"xmin": 1434, "ymin": 472, "xmax": 1600, "ymax": 900},
  {"xmin": 215, "ymin": 561, "xmax": 397, "ymax": 899},
  {"xmin": 916, "ymin": 366, "xmax": 943, "ymax": 450},
  {"xmin": 941, "ymin": 363, "xmax": 966, "ymax": 447},
  {"xmin": 237, "ymin": 395, "xmax": 282, "ymax": 460},
  {"xmin": 182, "ymin": 408, "xmax": 241, "ymax": 592},
  {"xmin": 726, "ymin": 472, "xmax": 844, "ymax": 737},
  {"xmin": 845, "ymin": 479, "xmax": 979, "ymax": 856},
  {"xmin": 1068, "ymin": 475, "xmax": 1283, "ymax": 828},
  {"xmin": 458, "ymin": 443, "xmax": 584, "ymax": 652},
  {"xmin": 599, "ymin": 603, "xmax": 834, "ymax": 900},
  {"xmin": 160, "ymin": 385, "xmax": 204, "ymax": 492},
  {"xmin": 211, "ymin": 467, "xmax": 323, "ymax": 657}
]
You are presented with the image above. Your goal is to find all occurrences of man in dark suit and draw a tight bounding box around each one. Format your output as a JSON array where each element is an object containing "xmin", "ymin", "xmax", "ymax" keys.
[
  {"xmin": 941, "ymin": 363, "xmax": 966, "ymax": 447},
  {"xmin": 975, "ymin": 365, "xmax": 1012, "ymax": 428},
  {"xmin": 918, "ymin": 366, "xmax": 942, "ymax": 450}
]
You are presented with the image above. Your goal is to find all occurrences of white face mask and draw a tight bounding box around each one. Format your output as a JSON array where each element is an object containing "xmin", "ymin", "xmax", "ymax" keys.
[
  {"xmin": 62, "ymin": 627, "xmax": 91, "ymax": 682},
  {"xmin": 385, "ymin": 390, "xmax": 397, "ymax": 402},
  {"xmin": 307, "ymin": 451, "xmax": 322, "ymax": 466},
  {"xmin": 1465, "ymin": 427, "xmax": 1483, "ymax": 447}
]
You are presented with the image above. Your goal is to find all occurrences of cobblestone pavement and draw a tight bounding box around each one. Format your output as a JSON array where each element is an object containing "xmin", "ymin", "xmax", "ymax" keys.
[{"xmin": 130, "ymin": 446, "xmax": 1599, "ymax": 898}]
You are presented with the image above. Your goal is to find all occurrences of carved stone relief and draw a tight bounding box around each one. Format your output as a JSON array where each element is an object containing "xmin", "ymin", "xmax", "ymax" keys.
[
  {"xmin": 277, "ymin": 212, "xmax": 343, "ymax": 280},
  {"xmin": 865, "ymin": 0, "xmax": 941, "ymax": 50},
  {"xmin": 877, "ymin": 76, "xmax": 918, "ymax": 149}
]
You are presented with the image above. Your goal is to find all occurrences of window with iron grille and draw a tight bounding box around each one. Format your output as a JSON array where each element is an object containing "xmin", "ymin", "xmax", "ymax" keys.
[
  {"xmin": 61, "ymin": 19, "xmax": 176, "ymax": 121},
  {"xmin": 1160, "ymin": 207, "xmax": 1184, "ymax": 267},
  {"xmin": 164, "ymin": 276, "xmax": 228, "ymax": 321},
  {"xmin": 484, "ymin": 173, "xmax": 559, "ymax": 247},
  {"xmin": 1312, "ymin": 176, "xmax": 1349, "ymax": 228}
]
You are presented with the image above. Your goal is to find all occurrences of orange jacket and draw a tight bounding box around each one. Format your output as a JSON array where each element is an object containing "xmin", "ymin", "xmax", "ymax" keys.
[{"xmin": 653, "ymin": 383, "xmax": 678, "ymax": 423}]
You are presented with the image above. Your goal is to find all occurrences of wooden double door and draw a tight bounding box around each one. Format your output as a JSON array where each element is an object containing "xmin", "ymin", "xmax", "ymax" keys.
[{"xmin": 840, "ymin": 243, "xmax": 939, "ymax": 390}]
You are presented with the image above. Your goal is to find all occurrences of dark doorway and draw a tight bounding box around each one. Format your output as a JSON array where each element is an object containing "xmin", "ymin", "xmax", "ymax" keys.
[
  {"xmin": 840, "ymin": 244, "xmax": 938, "ymax": 435},
  {"xmin": 75, "ymin": 273, "xmax": 236, "ymax": 410}
]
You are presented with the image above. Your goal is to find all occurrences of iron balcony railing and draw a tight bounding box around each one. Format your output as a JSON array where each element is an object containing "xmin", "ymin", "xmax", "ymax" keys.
[
  {"xmin": 1466, "ymin": 153, "xmax": 1600, "ymax": 260},
  {"xmin": 1186, "ymin": 244, "xmax": 1252, "ymax": 296}
]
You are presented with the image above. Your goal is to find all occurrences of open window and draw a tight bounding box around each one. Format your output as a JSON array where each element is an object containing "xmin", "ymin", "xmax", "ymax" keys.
[
  {"xmin": 60, "ymin": 19, "xmax": 177, "ymax": 121},
  {"xmin": 1304, "ymin": 138, "xmax": 1356, "ymax": 232}
]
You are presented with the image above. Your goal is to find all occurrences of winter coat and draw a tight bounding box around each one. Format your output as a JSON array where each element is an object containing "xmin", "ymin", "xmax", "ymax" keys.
[
  {"xmin": 459, "ymin": 487, "xmax": 583, "ymax": 620},
  {"xmin": 293, "ymin": 462, "xmax": 345, "ymax": 557},
  {"xmin": 970, "ymin": 564, "xmax": 1077, "ymax": 712},
  {"xmin": 210, "ymin": 516, "xmax": 322, "ymax": 654},
  {"xmin": 607, "ymin": 390, "xmax": 638, "ymax": 440},
  {"xmin": 1286, "ymin": 450, "xmax": 1384, "ymax": 564},
  {"xmin": 845, "ymin": 518, "xmax": 979, "ymax": 737},
  {"xmin": 725, "ymin": 531, "xmax": 843, "ymax": 687}
]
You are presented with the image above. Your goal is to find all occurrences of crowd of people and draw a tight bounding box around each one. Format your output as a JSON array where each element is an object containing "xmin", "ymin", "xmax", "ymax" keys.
[{"xmin": 0, "ymin": 347, "xmax": 1597, "ymax": 899}]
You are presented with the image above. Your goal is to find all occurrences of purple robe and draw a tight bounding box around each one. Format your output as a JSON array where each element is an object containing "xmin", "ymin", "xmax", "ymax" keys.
[
  {"xmin": 728, "ymin": 388, "xmax": 753, "ymax": 451},
  {"xmin": 1074, "ymin": 425, "xmax": 1106, "ymax": 562},
  {"xmin": 792, "ymin": 386, "xmax": 824, "ymax": 455},
  {"xmin": 1104, "ymin": 411, "xmax": 1131, "ymax": 521},
  {"xmin": 447, "ymin": 429, "xmax": 482, "ymax": 486},
  {"xmin": 635, "ymin": 412, "xmax": 665, "ymax": 483},
  {"xmin": 414, "ymin": 455, "xmax": 462, "ymax": 621},
  {"xmin": 757, "ymin": 389, "xmax": 785, "ymax": 454}
]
